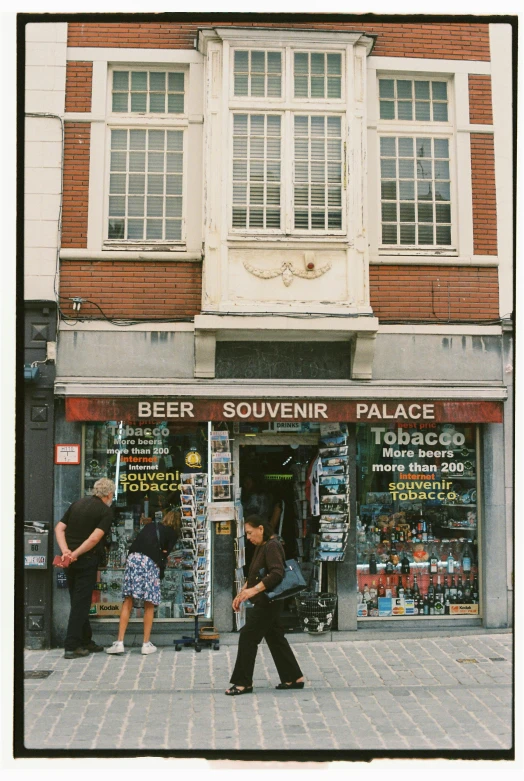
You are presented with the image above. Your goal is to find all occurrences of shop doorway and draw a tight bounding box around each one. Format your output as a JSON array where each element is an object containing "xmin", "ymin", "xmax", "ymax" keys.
[{"xmin": 238, "ymin": 441, "xmax": 320, "ymax": 629}]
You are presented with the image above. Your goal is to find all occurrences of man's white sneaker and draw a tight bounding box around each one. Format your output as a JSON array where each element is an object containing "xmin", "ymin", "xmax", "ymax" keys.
[
  {"xmin": 141, "ymin": 642, "xmax": 157, "ymax": 655},
  {"xmin": 106, "ymin": 641, "xmax": 125, "ymax": 654}
]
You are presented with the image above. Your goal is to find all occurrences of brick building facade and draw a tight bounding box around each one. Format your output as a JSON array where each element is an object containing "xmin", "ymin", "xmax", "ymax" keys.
[{"xmin": 23, "ymin": 16, "xmax": 514, "ymax": 648}]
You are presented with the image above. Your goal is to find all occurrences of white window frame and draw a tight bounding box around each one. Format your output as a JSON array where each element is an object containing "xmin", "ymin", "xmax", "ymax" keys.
[
  {"xmin": 103, "ymin": 64, "xmax": 189, "ymax": 248},
  {"xmin": 228, "ymin": 45, "xmax": 347, "ymax": 237},
  {"xmin": 375, "ymin": 72, "xmax": 458, "ymax": 256}
]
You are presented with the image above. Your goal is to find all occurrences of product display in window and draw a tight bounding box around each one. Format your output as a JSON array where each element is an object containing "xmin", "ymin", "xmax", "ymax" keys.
[
  {"xmin": 356, "ymin": 422, "xmax": 479, "ymax": 618},
  {"xmin": 314, "ymin": 423, "xmax": 350, "ymax": 563},
  {"xmin": 84, "ymin": 421, "xmax": 210, "ymax": 620}
]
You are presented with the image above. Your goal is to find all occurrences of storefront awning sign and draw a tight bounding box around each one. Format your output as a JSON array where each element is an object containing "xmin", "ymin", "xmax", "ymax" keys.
[{"xmin": 66, "ymin": 397, "xmax": 503, "ymax": 424}]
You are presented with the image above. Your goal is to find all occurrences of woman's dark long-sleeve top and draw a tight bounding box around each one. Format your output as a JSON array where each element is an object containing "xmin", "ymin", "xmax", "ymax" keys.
[{"xmin": 246, "ymin": 537, "xmax": 285, "ymax": 602}]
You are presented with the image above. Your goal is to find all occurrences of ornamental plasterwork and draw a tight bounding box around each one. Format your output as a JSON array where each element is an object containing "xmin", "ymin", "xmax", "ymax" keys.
[{"xmin": 243, "ymin": 259, "xmax": 332, "ymax": 287}]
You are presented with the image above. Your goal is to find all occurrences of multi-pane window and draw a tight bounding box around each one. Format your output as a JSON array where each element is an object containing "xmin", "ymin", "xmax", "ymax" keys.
[
  {"xmin": 108, "ymin": 128, "xmax": 183, "ymax": 241},
  {"xmin": 379, "ymin": 78, "xmax": 448, "ymax": 122},
  {"xmin": 294, "ymin": 115, "xmax": 342, "ymax": 230},
  {"xmin": 294, "ymin": 52, "xmax": 342, "ymax": 99},
  {"xmin": 233, "ymin": 51, "xmax": 282, "ymax": 98},
  {"xmin": 112, "ymin": 70, "xmax": 184, "ymax": 114},
  {"xmin": 232, "ymin": 114, "xmax": 281, "ymax": 229},
  {"xmin": 380, "ymin": 136, "xmax": 451, "ymax": 246}
]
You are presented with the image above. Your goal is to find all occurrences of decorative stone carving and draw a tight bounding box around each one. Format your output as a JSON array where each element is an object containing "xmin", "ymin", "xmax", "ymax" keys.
[{"xmin": 243, "ymin": 259, "xmax": 332, "ymax": 287}]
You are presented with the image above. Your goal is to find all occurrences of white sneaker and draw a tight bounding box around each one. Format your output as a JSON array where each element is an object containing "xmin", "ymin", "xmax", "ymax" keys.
[
  {"xmin": 141, "ymin": 642, "xmax": 157, "ymax": 655},
  {"xmin": 106, "ymin": 641, "xmax": 125, "ymax": 654}
]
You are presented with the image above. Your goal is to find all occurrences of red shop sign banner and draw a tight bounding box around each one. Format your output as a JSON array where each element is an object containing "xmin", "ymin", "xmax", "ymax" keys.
[{"xmin": 66, "ymin": 397, "xmax": 503, "ymax": 424}]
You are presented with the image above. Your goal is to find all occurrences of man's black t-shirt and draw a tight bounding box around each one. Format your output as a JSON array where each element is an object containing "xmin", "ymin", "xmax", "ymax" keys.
[
  {"xmin": 60, "ymin": 496, "xmax": 114, "ymax": 556},
  {"xmin": 128, "ymin": 522, "xmax": 178, "ymax": 568}
]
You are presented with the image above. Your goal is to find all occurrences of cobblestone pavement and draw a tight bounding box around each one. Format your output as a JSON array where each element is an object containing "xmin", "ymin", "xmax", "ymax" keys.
[{"xmin": 23, "ymin": 631, "xmax": 512, "ymax": 754}]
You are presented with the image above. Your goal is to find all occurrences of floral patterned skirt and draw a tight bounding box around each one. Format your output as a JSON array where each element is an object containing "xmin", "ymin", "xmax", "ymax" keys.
[{"xmin": 122, "ymin": 552, "xmax": 161, "ymax": 606}]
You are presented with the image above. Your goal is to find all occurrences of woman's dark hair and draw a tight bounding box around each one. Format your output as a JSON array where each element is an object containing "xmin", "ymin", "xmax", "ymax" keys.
[{"xmin": 245, "ymin": 515, "xmax": 273, "ymax": 542}]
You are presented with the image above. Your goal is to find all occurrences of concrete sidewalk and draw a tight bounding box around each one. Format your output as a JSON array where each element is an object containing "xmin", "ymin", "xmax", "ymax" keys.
[{"xmin": 23, "ymin": 630, "xmax": 512, "ymax": 754}]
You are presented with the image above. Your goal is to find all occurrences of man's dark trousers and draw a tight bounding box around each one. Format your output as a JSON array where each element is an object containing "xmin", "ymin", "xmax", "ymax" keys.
[{"xmin": 64, "ymin": 555, "xmax": 98, "ymax": 651}]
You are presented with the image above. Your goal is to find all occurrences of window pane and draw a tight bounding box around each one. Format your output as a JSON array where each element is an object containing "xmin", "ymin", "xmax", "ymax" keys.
[
  {"xmin": 146, "ymin": 219, "xmax": 163, "ymax": 239},
  {"xmin": 417, "ymin": 181, "xmax": 432, "ymax": 200},
  {"xmin": 400, "ymin": 224, "xmax": 416, "ymax": 244},
  {"xmin": 295, "ymin": 211, "xmax": 309, "ymax": 229},
  {"xmin": 294, "ymin": 116, "xmax": 309, "ymax": 136},
  {"xmin": 414, "ymin": 81, "xmax": 430, "ymax": 99},
  {"xmin": 251, "ymin": 75, "xmax": 265, "ymax": 97},
  {"xmin": 417, "ymin": 160, "xmax": 432, "ymax": 179},
  {"xmin": 167, "ymin": 131, "xmax": 183, "ymax": 152},
  {"xmin": 382, "ymin": 202, "xmax": 397, "ymax": 222},
  {"xmin": 234, "ymin": 136, "xmax": 248, "ymax": 156},
  {"xmin": 131, "ymin": 71, "xmax": 147, "ymax": 90},
  {"xmin": 112, "ymin": 94, "xmax": 128, "ymax": 112},
  {"xmin": 109, "ymin": 174, "xmax": 126, "ymax": 194},
  {"xmin": 418, "ymin": 225, "xmax": 434, "ymax": 244},
  {"xmin": 235, "ymin": 50, "xmax": 249, "ymax": 72},
  {"xmin": 294, "ymin": 185, "xmax": 308, "ymax": 205},
  {"xmin": 150, "ymin": 93, "xmax": 166, "ymax": 113},
  {"xmin": 233, "ymin": 160, "xmax": 247, "ymax": 180},
  {"xmin": 130, "ymin": 130, "xmax": 146, "ymax": 149},
  {"xmin": 310, "ymin": 77, "xmax": 325, "ymax": 98},
  {"xmin": 148, "ymin": 152, "xmax": 165, "ymax": 173},
  {"xmin": 434, "ymin": 181, "xmax": 450, "ymax": 201},
  {"xmin": 379, "ymin": 79, "xmax": 394, "ymax": 98},
  {"xmin": 418, "ymin": 203, "xmax": 433, "ymax": 222},
  {"xmin": 166, "ymin": 198, "xmax": 182, "ymax": 218},
  {"xmin": 128, "ymin": 174, "xmax": 145, "ymax": 194},
  {"xmin": 311, "ymin": 185, "xmax": 325, "ymax": 206},
  {"xmin": 397, "ymin": 80, "xmax": 412, "ymax": 99},
  {"xmin": 327, "ymin": 116, "xmax": 341, "ymax": 136},
  {"xmin": 108, "ymin": 219, "xmax": 125, "ymax": 239},
  {"xmin": 147, "ymin": 175, "xmax": 164, "ymax": 194},
  {"xmin": 249, "ymin": 185, "xmax": 264, "ymax": 204},
  {"xmin": 250, "ymin": 115, "xmax": 264, "ymax": 134},
  {"xmin": 113, "ymin": 71, "xmax": 129, "ymax": 90},
  {"xmin": 251, "ymin": 51, "xmax": 265, "ymax": 72},
  {"xmin": 110, "ymin": 152, "xmax": 126, "ymax": 172},
  {"xmin": 432, "ymin": 103, "xmax": 448, "ymax": 122},
  {"xmin": 233, "ymin": 184, "xmax": 247, "ymax": 204},
  {"xmin": 109, "ymin": 196, "xmax": 125, "ymax": 216},
  {"xmin": 397, "ymin": 101, "xmax": 413, "ymax": 120},
  {"xmin": 266, "ymin": 210, "xmax": 280, "ymax": 228},
  {"xmin": 266, "ymin": 162, "xmax": 281, "ymax": 181},
  {"xmin": 398, "ymin": 137, "xmax": 414, "ymax": 157},
  {"xmin": 381, "ymin": 181, "xmax": 396, "ymax": 200},
  {"xmin": 312, "ymin": 211, "xmax": 326, "ymax": 229},
  {"xmin": 382, "ymin": 224, "xmax": 397, "ymax": 243},
  {"xmin": 266, "ymin": 186, "xmax": 280, "ymax": 205},
  {"xmin": 168, "ymin": 94, "xmax": 184, "ymax": 113},
  {"xmin": 399, "ymin": 181, "xmax": 414, "ymax": 200},
  {"xmin": 168, "ymin": 72, "xmax": 184, "ymax": 91},
  {"xmin": 250, "ymin": 161, "xmax": 264, "ymax": 181},
  {"xmin": 399, "ymin": 203, "xmax": 415, "ymax": 222},
  {"xmin": 380, "ymin": 137, "xmax": 396, "ymax": 156},
  {"xmin": 380, "ymin": 101, "xmax": 395, "ymax": 120},
  {"xmin": 434, "ymin": 160, "xmax": 450, "ymax": 180},
  {"xmin": 166, "ymin": 175, "xmax": 182, "ymax": 195},
  {"xmin": 381, "ymin": 159, "xmax": 396, "ymax": 178},
  {"xmin": 150, "ymin": 72, "xmax": 166, "ymax": 91},
  {"xmin": 436, "ymin": 225, "xmax": 451, "ymax": 244},
  {"xmin": 267, "ymin": 115, "xmax": 281, "ymax": 135},
  {"xmin": 267, "ymin": 52, "xmax": 281, "ymax": 73},
  {"xmin": 294, "ymin": 53, "xmax": 308, "ymax": 74},
  {"xmin": 129, "ymin": 152, "xmax": 146, "ymax": 172},
  {"xmin": 235, "ymin": 75, "xmax": 249, "ymax": 96},
  {"xmin": 327, "ymin": 78, "xmax": 341, "ymax": 99},
  {"xmin": 398, "ymin": 159, "xmax": 414, "ymax": 178},
  {"xmin": 415, "ymin": 101, "xmax": 431, "ymax": 121},
  {"xmin": 148, "ymin": 131, "xmax": 165, "ymax": 150},
  {"xmin": 250, "ymin": 137, "xmax": 264, "ymax": 157},
  {"xmin": 147, "ymin": 196, "xmax": 164, "ymax": 217},
  {"xmin": 311, "ymin": 53, "xmax": 325, "ymax": 75},
  {"xmin": 111, "ymin": 129, "xmax": 128, "ymax": 150},
  {"xmin": 128, "ymin": 196, "xmax": 144, "ymax": 216},
  {"xmin": 327, "ymin": 53, "xmax": 341, "ymax": 75},
  {"xmin": 267, "ymin": 77, "xmax": 281, "ymax": 98},
  {"xmin": 311, "ymin": 116, "xmax": 325, "ymax": 136},
  {"xmin": 328, "ymin": 187, "xmax": 341, "ymax": 207},
  {"xmin": 267, "ymin": 138, "xmax": 281, "ymax": 158},
  {"xmin": 165, "ymin": 220, "xmax": 182, "ymax": 240},
  {"xmin": 436, "ymin": 203, "xmax": 451, "ymax": 223},
  {"xmin": 416, "ymin": 138, "xmax": 432, "ymax": 158},
  {"xmin": 131, "ymin": 93, "xmax": 147, "ymax": 112},
  {"xmin": 294, "ymin": 76, "xmax": 308, "ymax": 97},
  {"xmin": 432, "ymin": 81, "xmax": 447, "ymax": 100},
  {"xmin": 126, "ymin": 219, "xmax": 143, "ymax": 239},
  {"xmin": 249, "ymin": 209, "xmax": 264, "ymax": 228},
  {"xmin": 232, "ymin": 208, "xmax": 247, "ymax": 228}
]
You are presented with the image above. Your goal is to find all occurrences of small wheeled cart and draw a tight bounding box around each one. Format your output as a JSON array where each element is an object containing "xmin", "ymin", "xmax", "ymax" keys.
[{"xmin": 173, "ymin": 615, "xmax": 220, "ymax": 652}]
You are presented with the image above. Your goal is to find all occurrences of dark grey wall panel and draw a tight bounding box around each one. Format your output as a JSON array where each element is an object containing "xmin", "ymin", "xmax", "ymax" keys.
[{"xmin": 216, "ymin": 341, "xmax": 351, "ymax": 379}]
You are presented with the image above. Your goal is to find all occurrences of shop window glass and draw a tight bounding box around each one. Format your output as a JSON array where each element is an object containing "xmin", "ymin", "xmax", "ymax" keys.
[
  {"xmin": 83, "ymin": 421, "xmax": 210, "ymax": 620},
  {"xmin": 356, "ymin": 422, "xmax": 479, "ymax": 619}
]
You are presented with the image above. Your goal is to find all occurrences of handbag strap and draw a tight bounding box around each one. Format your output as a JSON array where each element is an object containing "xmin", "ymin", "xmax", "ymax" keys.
[
  {"xmin": 278, "ymin": 499, "xmax": 285, "ymax": 538},
  {"xmin": 154, "ymin": 521, "xmax": 164, "ymax": 555}
]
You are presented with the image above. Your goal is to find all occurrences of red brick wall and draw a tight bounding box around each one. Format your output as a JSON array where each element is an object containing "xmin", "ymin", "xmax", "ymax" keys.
[
  {"xmin": 67, "ymin": 21, "xmax": 490, "ymax": 60},
  {"xmin": 59, "ymin": 260, "xmax": 203, "ymax": 319},
  {"xmin": 370, "ymin": 265, "xmax": 499, "ymax": 321},
  {"xmin": 469, "ymin": 75, "xmax": 493, "ymax": 124},
  {"xmin": 62, "ymin": 124, "xmax": 91, "ymax": 249},
  {"xmin": 471, "ymin": 134, "xmax": 497, "ymax": 255},
  {"xmin": 65, "ymin": 62, "xmax": 93, "ymax": 113}
]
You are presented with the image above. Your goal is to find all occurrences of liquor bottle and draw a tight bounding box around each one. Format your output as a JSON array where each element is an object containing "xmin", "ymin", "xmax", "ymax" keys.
[
  {"xmin": 447, "ymin": 550, "xmax": 455, "ymax": 575},
  {"xmin": 427, "ymin": 521, "xmax": 434, "ymax": 542},
  {"xmin": 429, "ymin": 547, "xmax": 439, "ymax": 576},
  {"xmin": 443, "ymin": 573, "xmax": 449, "ymax": 601},
  {"xmin": 449, "ymin": 576, "xmax": 457, "ymax": 603},
  {"xmin": 456, "ymin": 577, "xmax": 464, "ymax": 603},
  {"xmin": 385, "ymin": 554, "xmax": 395, "ymax": 575},
  {"xmin": 472, "ymin": 576, "xmax": 479, "ymax": 604},
  {"xmin": 369, "ymin": 552, "xmax": 378, "ymax": 575},
  {"xmin": 401, "ymin": 552, "xmax": 411, "ymax": 574},
  {"xmin": 363, "ymin": 583, "xmax": 370, "ymax": 604},
  {"xmin": 427, "ymin": 577, "xmax": 435, "ymax": 615},
  {"xmin": 412, "ymin": 573, "xmax": 421, "ymax": 597},
  {"xmin": 404, "ymin": 576, "xmax": 412, "ymax": 600},
  {"xmin": 390, "ymin": 525, "xmax": 397, "ymax": 544},
  {"xmin": 385, "ymin": 576, "xmax": 392, "ymax": 598},
  {"xmin": 434, "ymin": 575, "xmax": 444, "ymax": 615},
  {"xmin": 444, "ymin": 596, "xmax": 451, "ymax": 615},
  {"xmin": 411, "ymin": 520, "xmax": 419, "ymax": 543},
  {"xmin": 397, "ymin": 575, "xmax": 405, "ymax": 600},
  {"xmin": 464, "ymin": 577, "xmax": 472, "ymax": 603},
  {"xmin": 378, "ymin": 578, "xmax": 385, "ymax": 598},
  {"xmin": 381, "ymin": 527, "xmax": 390, "ymax": 545},
  {"xmin": 423, "ymin": 592, "xmax": 429, "ymax": 615},
  {"xmin": 399, "ymin": 529, "xmax": 405, "ymax": 543},
  {"xmin": 421, "ymin": 521, "xmax": 428, "ymax": 543},
  {"xmin": 370, "ymin": 580, "xmax": 378, "ymax": 601},
  {"xmin": 462, "ymin": 543, "xmax": 472, "ymax": 575}
]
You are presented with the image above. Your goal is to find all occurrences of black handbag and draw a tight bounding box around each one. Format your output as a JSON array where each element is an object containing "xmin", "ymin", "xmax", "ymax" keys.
[
  {"xmin": 260, "ymin": 559, "xmax": 307, "ymax": 601},
  {"xmin": 153, "ymin": 521, "xmax": 168, "ymax": 580}
]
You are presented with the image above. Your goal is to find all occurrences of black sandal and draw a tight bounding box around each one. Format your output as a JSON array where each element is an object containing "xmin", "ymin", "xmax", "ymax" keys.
[
  {"xmin": 225, "ymin": 684, "xmax": 253, "ymax": 696},
  {"xmin": 275, "ymin": 681, "xmax": 305, "ymax": 690}
]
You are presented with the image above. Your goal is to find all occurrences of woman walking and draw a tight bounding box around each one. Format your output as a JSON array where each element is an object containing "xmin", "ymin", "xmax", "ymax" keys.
[
  {"xmin": 106, "ymin": 509, "xmax": 179, "ymax": 656},
  {"xmin": 225, "ymin": 515, "xmax": 304, "ymax": 695}
]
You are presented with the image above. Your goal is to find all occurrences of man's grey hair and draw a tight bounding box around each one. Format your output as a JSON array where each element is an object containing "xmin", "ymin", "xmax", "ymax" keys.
[{"xmin": 92, "ymin": 478, "xmax": 116, "ymax": 498}]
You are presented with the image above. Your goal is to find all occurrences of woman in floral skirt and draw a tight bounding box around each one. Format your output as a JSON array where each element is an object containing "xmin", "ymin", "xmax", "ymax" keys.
[{"xmin": 106, "ymin": 509, "xmax": 179, "ymax": 656}]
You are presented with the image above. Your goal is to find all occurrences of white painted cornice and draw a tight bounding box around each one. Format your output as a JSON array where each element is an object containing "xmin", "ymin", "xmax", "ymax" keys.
[{"xmin": 197, "ymin": 26, "xmax": 375, "ymax": 54}]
